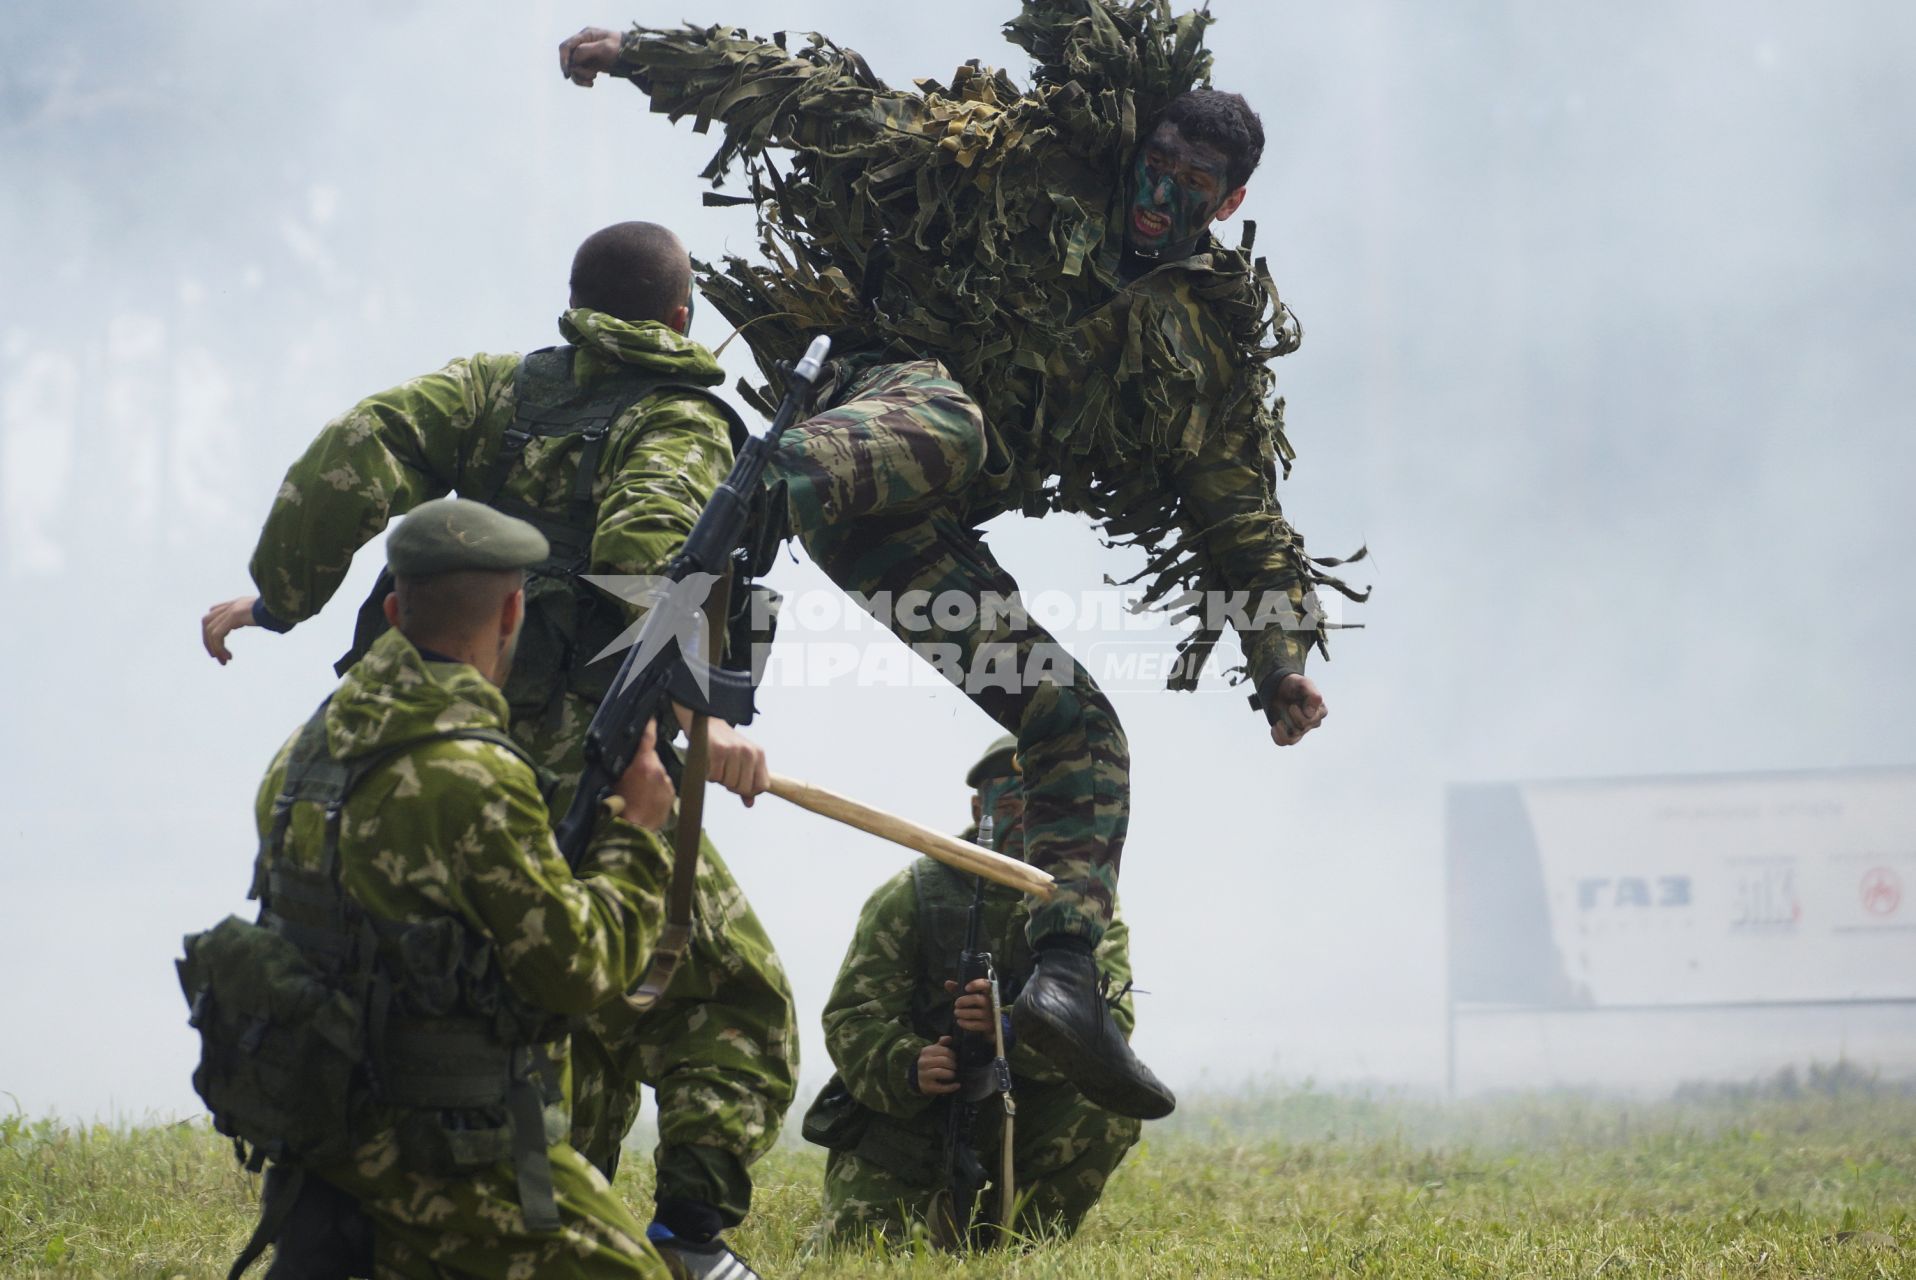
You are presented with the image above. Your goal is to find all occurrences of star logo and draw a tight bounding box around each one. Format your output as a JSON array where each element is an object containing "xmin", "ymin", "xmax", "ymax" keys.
[{"xmin": 581, "ymin": 572, "xmax": 723, "ymax": 698}]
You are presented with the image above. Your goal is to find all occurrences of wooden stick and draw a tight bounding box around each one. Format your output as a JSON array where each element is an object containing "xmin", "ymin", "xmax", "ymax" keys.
[{"xmin": 767, "ymin": 773, "xmax": 1055, "ymax": 900}]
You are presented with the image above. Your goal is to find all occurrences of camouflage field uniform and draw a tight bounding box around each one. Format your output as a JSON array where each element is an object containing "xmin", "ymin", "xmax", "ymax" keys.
[
  {"xmin": 247, "ymin": 309, "xmax": 797, "ymax": 1227},
  {"xmin": 807, "ymin": 775, "xmax": 1141, "ymax": 1245},
  {"xmin": 256, "ymin": 628, "xmax": 669, "ymax": 1278},
  {"xmin": 606, "ymin": 0, "xmax": 1365, "ymax": 946}
]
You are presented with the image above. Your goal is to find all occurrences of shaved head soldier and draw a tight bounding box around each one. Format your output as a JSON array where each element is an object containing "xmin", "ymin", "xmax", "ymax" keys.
[{"xmin": 202, "ymin": 223, "xmax": 795, "ymax": 1279}]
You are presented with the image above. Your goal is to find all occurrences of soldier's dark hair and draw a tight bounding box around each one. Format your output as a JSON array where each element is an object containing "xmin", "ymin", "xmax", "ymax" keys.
[
  {"xmin": 1155, "ymin": 90, "xmax": 1265, "ymax": 191},
  {"xmin": 568, "ymin": 221, "xmax": 693, "ymax": 324},
  {"xmin": 393, "ymin": 569, "xmax": 524, "ymax": 649}
]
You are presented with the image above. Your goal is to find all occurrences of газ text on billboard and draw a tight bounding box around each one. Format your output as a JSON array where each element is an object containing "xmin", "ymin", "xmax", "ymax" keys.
[{"xmin": 1448, "ymin": 769, "xmax": 1916, "ymax": 1010}]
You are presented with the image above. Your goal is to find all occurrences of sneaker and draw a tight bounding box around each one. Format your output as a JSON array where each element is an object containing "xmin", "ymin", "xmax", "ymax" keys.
[{"xmin": 653, "ymin": 1234, "xmax": 762, "ymax": 1280}]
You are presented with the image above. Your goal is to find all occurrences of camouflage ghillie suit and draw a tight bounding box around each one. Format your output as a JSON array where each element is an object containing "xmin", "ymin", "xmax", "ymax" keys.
[
  {"xmin": 247, "ymin": 310, "xmax": 797, "ymax": 1228},
  {"xmin": 254, "ymin": 628, "xmax": 669, "ymax": 1278},
  {"xmin": 804, "ymin": 775, "xmax": 1140, "ymax": 1245},
  {"xmin": 604, "ymin": 0, "xmax": 1363, "ymax": 945}
]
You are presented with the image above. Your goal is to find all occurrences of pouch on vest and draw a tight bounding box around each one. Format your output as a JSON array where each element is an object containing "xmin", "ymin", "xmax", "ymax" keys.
[
  {"xmin": 800, "ymin": 1073, "xmax": 872, "ymax": 1153},
  {"xmin": 801, "ymin": 1075, "xmax": 947, "ymax": 1186},
  {"xmin": 177, "ymin": 914, "xmax": 364, "ymax": 1166}
]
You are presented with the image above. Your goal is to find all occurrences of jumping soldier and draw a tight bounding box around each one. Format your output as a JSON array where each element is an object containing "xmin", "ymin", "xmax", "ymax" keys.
[
  {"xmin": 557, "ymin": 0, "xmax": 1364, "ymax": 1123},
  {"xmin": 801, "ymin": 737, "xmax": 1141, "ymax": 1247},
  {"xmin": 201, "ymin": 223, "xmax": 795, "ymax": 1279}
]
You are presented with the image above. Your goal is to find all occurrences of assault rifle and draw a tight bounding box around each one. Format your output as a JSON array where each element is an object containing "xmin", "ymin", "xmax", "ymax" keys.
[
  {"xmin": 552, "ymin": 334, "xmax": 830, "ymax": 868},
  {"xmin": 935, "ymin": 815, "xmax": 1017, "ymax": 1246}
]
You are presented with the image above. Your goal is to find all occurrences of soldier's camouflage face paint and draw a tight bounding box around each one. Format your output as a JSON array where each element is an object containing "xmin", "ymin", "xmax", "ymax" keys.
[{"xmin": 1124, "ymin": 122, "xmax": 1232, "ymax": 259}]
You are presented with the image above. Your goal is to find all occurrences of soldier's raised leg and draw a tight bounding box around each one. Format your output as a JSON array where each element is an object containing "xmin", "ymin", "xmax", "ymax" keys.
[{"xmin": 774, "ymin": 372, "xmax": 1172, "ymax": 1118}]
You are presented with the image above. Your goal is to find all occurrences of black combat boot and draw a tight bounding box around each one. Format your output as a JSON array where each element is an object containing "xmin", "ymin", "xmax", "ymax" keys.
[{"xmin": 1011, "ymin": 938, "xmax": 1176, "ymax": 1120}]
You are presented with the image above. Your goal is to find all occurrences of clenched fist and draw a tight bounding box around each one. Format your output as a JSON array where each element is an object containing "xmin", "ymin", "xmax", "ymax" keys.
[
  {"xmin": 558, "ymin": 27, "xmax": 623, "ymax": 86},
  {"xmin": 1267, "ymin": 672, "xmax": 1328, "ymax": 747}
]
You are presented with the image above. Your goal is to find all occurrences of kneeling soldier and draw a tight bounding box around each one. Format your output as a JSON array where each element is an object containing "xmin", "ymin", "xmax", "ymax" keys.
[
  {"xmin": 182, "ymin": 499, "xmax": 679, "ymax": 1279},
  {"xmin": 200, "ymin": 220, "xmax": 797, "ymax": 1279},
  {"xmin": 802, "ymin": 737, "xmax": 1142, "ymax": 1248}
]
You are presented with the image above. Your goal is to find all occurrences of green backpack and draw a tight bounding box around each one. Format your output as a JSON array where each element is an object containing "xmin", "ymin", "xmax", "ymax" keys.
[
  {"xmin": 177, "ymin": 703, "xmax": 565, "ymax": 1232},
  {"xmin": 178, "ymin": 914, "xmax": 364, "ymax": 1167},
  {"xmin": 177, "ymin": 706, "xmax": 409, "ymax": 1170}
]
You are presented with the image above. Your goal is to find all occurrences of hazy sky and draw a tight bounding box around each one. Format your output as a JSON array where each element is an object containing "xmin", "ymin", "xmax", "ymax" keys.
[{"xmin": 4, "ymin": 1, "xmax": 1915, "ymax": 1121}]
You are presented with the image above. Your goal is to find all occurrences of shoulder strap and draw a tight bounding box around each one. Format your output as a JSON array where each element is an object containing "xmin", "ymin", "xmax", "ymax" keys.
[
  {"xmin": 913, "ymin": 857, "xmax": 976, "ymax": 981},
  {"xmin": 250, "ymin": 700, "xmax": 344, "ymax": 900},
  {"xmin": 478, "ymin": 346, "xmax": 748, "ymax": 527},
  {"xmin": 911, "ymin": 857, "xmax": 977, "ymax": 1037},
  {"xmin": 254, "ymin": 708, "xmax": 532, "ymax": 902},
  {"xmin": 910, "ymin": 858, "xmax": 938, "ymax": 981}
]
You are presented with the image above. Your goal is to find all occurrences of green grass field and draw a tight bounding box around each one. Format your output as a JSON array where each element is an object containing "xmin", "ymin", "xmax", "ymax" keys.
[{"xmin": 5, "ymin": 1073, "xmax": 1912, "ymax": 1278}]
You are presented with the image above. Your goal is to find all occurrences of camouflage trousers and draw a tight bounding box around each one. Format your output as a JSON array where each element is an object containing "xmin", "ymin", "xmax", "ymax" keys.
[
  {"xmin": 770, "ymin": 359, "xmax": 1128, "ymax": 943},
  {"xmin": 817, "ymin": 1082, "xmax": 1140, "ymax": 1248},
  {"xmin": 513, "ymin": 696, "xmax": 799, "ymax": 1229},
  {"xmin": 568, "ymin": 835, "xmax": 797, "ymax": 1227},
  {"xmin": 312, "ymin": 1128, "xmax": 666, "ymax": 1279}
]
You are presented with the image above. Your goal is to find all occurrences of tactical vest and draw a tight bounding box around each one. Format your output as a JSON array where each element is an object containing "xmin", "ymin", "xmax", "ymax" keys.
[
  {"xmin": 179, "ymin": 700, "xmax": 569, "ymax": 1235},
  {"xmin": 907, "ymin": 858, "xmax": 1033, "ymax": 1038},
  {"xmin": 338, "ymin": 344, "xmax": 747, "ymax": 727}
]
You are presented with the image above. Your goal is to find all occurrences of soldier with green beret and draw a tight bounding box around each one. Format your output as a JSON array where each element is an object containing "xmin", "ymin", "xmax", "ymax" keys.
[
  {"xmin": 192, "ymin": 498, "xmax": 682, "ymax": 1277},
  {"xmin": 800, "ymin": 738, "xmax": 1142, "ymax": 1249},
  {"xmin": 383, "ymin": 496, "xmax": 556, "ymax": 574},
  {"xmin": 558, "ymin": 0, "xmax": 1366, "ymax": 1124},
  {"xmin": 201, "ymin": 224, "xmax": 795, "ymax": 1280}
]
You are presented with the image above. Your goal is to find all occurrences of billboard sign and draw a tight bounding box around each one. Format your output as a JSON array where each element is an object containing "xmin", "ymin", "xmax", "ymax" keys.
[{"xmin": 1448, "ymin": 769, "xmax": 1916, "ymax": 1009}]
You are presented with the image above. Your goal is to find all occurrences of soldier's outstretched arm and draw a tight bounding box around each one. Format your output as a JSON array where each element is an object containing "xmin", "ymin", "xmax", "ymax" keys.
[
  {"xmin": 558, "ymin": 21, "xmax": 917, "ymax": 181},
  {"xmin": 1170, "ymin": 410, "xmax": 1332, "ymax": 748},
  {"xmin": 241, "ymin": 355, "xmax": 516, "ymax": 637}
]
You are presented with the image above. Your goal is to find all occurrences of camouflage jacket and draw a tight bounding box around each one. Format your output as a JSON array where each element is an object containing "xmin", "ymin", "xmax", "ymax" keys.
[
  {"xmin": 254, "ymin": 627, "xmax": 672, "ymax": 1110},
  {"xmin": 820, "ymin": 857, "xmax": 1134, "ymax": 1122},
  {"xmin": 613, "ymin": 0, "xmax": 1365, "ymax": 696},
  {"xmin": 249, "ymin": 309, "xmax": 734, "ymax": 628}
]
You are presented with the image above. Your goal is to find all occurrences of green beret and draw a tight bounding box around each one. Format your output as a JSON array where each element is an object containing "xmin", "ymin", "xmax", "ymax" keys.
[
  {"xmin": 965, "ymin": 734, "xmax": 1020, "ymax": 789},
  {"xmin": 386, "ymin": 498, "xmax": 550, "ymax": 576}
]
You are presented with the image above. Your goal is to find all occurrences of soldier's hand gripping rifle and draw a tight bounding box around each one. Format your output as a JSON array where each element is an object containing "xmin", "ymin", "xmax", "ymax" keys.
[{"xmin": 552, "ymin": 334, "xmax": 831, "ymax": 869}]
